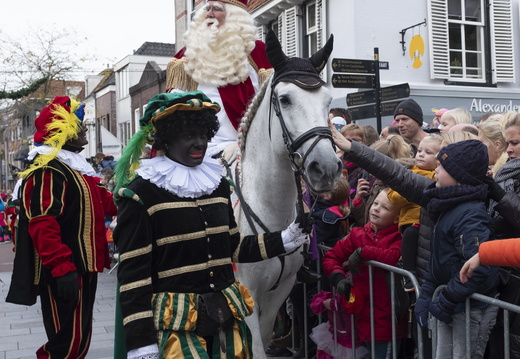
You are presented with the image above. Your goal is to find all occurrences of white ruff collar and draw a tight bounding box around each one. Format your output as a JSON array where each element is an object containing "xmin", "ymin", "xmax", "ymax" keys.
[
  {"xmin": 27, "ymin": 146, "xmax": 97, "ymax": 176},
  {"xmin": 135, "ymin": 155, "xmax": 223, "ymax": 198}
]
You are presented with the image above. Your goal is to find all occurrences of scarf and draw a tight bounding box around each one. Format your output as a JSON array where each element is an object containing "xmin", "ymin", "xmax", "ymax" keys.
[
  {"xmin": 135, "ymin": 155, "xmax": 223, "ymax": 198},
  {"xmin": 423, "ymin": 182, "xmax": 488, "ymax": 221},
  {"xmin": 489, "ymin": 158, "xmax": 520, "ymax": 215}
]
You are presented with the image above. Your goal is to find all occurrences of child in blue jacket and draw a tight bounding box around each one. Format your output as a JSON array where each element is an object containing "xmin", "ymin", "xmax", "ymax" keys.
[{"xmin": 414, "ymin": 140, "xmax": 499, "ymax": 359}]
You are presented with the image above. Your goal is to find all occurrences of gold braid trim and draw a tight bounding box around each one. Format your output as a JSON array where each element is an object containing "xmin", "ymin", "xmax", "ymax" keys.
[
  {"xmin": 166, "ymin": 57, "xmax": 198, "ymax": 92},
  {"xmin": 258, "ymin": 68, "xmax": 274, "ymax": 86},
  {"xmin": 248, "ymin": 54, "xmax": 273, "ymax": 86}
]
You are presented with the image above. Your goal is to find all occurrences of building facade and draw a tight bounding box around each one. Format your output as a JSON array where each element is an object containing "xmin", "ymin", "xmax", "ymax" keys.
[{"xmin": 175, "ymin": 0, "xmax": 519, "ymax": 129}]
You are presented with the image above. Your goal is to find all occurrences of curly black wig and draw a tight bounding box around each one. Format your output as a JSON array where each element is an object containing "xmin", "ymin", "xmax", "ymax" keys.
[{"xmin": 153, "ymin": 109, "xmax": 220, "ymax": 152}]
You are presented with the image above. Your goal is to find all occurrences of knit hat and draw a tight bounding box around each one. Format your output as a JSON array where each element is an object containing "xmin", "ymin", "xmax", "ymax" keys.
[
  {"xmin": 331, "ymin": 116, "xmax": 347, "ymax": 130},
  {"xmin": 219, "ymin": 0, "xmax": 247, "ymax": 10},
  {"xmin": 437, "ymin": 140, "xmax": 488, "ymax": 185},
  {"xmin": 393, "ymin": 99, "xmax": 423, "ymax": 126}
]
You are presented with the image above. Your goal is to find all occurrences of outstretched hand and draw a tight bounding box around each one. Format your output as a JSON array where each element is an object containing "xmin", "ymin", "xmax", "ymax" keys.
[
  {"xmin": 328, "ymin": 119, "xmax": 352, "ymax": 152},
  {"xmin": 460, "ymin": 253, "xmax": 481, "ymax": 283}
]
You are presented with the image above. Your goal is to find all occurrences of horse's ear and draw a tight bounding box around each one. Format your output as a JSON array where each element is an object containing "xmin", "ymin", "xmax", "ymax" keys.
[
  {"xmin": 266, "ymin": 29, "xmax": 288, "ymax": 71},
  {"xmin": 309, "ymin": 34, "xmax": 334, "ymax": 73}
]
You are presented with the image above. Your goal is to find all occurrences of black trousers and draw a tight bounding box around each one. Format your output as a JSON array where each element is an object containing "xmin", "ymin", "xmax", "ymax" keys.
[{"xmin": 37, "ymin": 273, "xmax": 97, "ymax": 359}]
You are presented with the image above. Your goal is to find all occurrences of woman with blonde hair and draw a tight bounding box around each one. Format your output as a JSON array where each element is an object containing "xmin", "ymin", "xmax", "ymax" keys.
[
  {"xmin": 371, "ymin": 135, "xmax": 413, "ymax": 159},
  {"xmin": 478, "ymin": 116, "xmax": 508, "ymax": 176},
  {"xmin": 439, "ymin": 108, "xmax": 472, "ymax": 133}
]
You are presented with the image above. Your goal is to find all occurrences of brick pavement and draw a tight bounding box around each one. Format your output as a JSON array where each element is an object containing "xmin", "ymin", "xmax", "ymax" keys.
[
  {"xmin": 0, "ymin": 242, "xmax": 117, "ymax": 359},
  {"xmin": 0, "ymin": 242, "xmax": 291, "ymax": 359}
]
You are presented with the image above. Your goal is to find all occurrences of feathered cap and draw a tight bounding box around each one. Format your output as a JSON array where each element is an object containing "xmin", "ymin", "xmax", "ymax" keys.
[
  {"xmin": 19, "ymin": 96, "xmax": 85, "ymax": 179},
  {"xmin": 115, "ymin": 91, "xmax": 220, "ymax": 191}
]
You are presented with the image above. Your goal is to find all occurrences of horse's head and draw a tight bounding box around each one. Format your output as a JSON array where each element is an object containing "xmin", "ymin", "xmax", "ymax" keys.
[{"xmin": 265, "ymin": 30, "xmax": 342, "ymax": 193}]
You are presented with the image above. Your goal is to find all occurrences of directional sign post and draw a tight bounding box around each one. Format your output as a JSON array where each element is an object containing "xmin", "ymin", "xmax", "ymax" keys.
[
  {"xmin": 332, "ymin": 50, "xmax": 395, "ymax": 132},
  {"xmin": 332, "ymin": 58, "xmax": 374, "ymax": 74},
  {"xmin": 331, "ymin": 74, "xmax": 375, "ymax": 89},
  {"xmin": 346, "ymin": 83, "xmax": 410, "ymax": 107},
  {"xmin": 348, "ymin": 100, "xmax": 403, "ymax": 121}
]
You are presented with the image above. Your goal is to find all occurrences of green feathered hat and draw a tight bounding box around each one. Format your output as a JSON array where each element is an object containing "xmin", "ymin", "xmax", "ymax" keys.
[{"xmin": 114, "ymin": 91, "xmax": 220, "ymax": 193}]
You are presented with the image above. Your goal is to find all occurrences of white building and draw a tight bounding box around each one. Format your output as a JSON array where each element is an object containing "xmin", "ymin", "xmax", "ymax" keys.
[
  {"xmin": 114, "ymin": 42, "xmax": 175, "ymax": 146},
  {"xmin": 175, "ymin": 0, "xmax": 520, "ymax": 129}
]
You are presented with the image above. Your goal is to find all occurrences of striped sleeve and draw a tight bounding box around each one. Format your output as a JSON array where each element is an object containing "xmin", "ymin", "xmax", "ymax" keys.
[{"xmin": 25, "ymin": 169, "xmax": 76, "ymax": 277}]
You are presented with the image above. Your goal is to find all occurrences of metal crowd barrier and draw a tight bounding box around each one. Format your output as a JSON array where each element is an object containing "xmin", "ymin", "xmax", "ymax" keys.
[{"xmin": 284, "ymin": 243, "xmax": 520, "ymax": 359}]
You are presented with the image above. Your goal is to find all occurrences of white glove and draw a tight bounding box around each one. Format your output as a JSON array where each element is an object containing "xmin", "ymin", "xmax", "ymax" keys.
[
  {"xmin": 127, "ymin": 344, "xmax": 159, "ymax": 359},
  {"xmin": 281, "ymin": 221, "xmax": 309, "ymax": 253},
  {"xmin": 220, "ymin": 142, "xmax": 239, "ymax": 165}
]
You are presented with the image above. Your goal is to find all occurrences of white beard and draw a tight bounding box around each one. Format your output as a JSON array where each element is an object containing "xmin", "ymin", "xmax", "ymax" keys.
[{"xmin": 183, "ymin": 18, "xmax": 256, "ymax": 87}]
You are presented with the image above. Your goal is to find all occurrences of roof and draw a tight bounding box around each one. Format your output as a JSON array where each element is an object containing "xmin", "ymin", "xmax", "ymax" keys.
[
  {"xmin": 92, "ymin": 69, "xmax": 116, "ymax": 93},
  {"xmin": 248, "ymin": 0, "xmax": 270, "ymax": 12},
  {"xmin": 133, "ymin": 42, "xmax": 176, "ymax": 57}
]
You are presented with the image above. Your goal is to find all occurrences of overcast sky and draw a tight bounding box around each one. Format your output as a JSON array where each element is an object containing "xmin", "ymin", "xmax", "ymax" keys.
[{"xmin": 1, "ymin": 0, "xmax": 176, "ymax": 79}]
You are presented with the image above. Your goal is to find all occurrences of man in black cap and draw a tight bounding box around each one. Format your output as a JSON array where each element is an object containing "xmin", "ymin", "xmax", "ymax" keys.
[{"xmin": 393, "ymin": 98, "xmax": 428, "ymax": 152}]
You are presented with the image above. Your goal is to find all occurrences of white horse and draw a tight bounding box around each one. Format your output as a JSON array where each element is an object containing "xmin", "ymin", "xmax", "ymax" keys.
[{"xmin": 233, "ymin": 30, "xmax": 341, "ymax": 358}]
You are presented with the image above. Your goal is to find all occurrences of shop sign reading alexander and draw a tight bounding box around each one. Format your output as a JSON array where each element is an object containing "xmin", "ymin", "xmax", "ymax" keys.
[{"xmin": 470, "ymin": 99, "xmax": 520, "ymax": 113}]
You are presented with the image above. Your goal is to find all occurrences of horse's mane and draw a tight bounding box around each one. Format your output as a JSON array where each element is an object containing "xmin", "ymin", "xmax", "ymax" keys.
[{"xmin": 237, "ymin": 74, "xmax": 272, "ymax": 158}]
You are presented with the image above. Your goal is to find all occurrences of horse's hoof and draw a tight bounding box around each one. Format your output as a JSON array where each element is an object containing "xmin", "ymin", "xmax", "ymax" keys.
[{"xmin": 296, "ymin": 266, "xmax": 322, "ymax": 283}]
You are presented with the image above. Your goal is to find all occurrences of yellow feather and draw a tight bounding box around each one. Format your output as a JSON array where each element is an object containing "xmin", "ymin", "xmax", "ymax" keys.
[{"xmin": 19, "ymin": 98, "xmax": 83, "ymax": 179}]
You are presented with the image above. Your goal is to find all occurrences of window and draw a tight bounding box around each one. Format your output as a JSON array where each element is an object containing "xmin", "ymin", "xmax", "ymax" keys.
[
  {"xmin": 120, "ymin": 121, "xmax": 132, "ymax": 146},
  {"xmin": 447, "ymin": 0, "xmax": 485, "ymax": 80},
  {"xmin": 101, "ymin": 114, "xmax": 110, "ymax": 130},
  {"xmin": 305, "ymin": 2, "xmax": 318, "ymax": 56},
  {"xmin": 134, "ymin": 107, "xmax": 141, "ymax": 134},
  {"xmin": 187, "ymin": 0, "xmax": 196, "ymax": 20},
  {"xmin": 275, "ymin": 0, "xmax": 326, "ymax": 59},
  {"xmin": 428, "ymin": 0, "xmax": 514, "ymax": 84},
  {"xmin": 117, "ymin": 66, "xmax": 130, "ymax": 99}
]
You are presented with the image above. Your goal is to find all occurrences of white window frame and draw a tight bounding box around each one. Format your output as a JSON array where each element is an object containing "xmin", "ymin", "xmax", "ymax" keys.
[
  {"xmin": 447, "ymin": 0, "xmax": 486, "ymax": 82},
  {"xmin": 120, "ymin": 121, "xmax": 132, "ymax": 146},
  {"xmin": 305, "ymin": 2, "xmax": 319, "ymax": 56},
  {"xmin": 117, "ymin": 67, "xmax": 130, "ymax": 99},
  {"xmin": 428, "ymin": 0, "xmax": 515, "ymax": 83},
  {"xmin": 134, "ymin": 107, "xmax": 140, "ymax": 134}
]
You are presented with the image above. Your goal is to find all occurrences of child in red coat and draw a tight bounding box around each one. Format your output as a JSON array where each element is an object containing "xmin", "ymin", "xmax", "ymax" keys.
[{"xmin": 323, "ymin": 188, "xmax": 407, "ymax": 359}]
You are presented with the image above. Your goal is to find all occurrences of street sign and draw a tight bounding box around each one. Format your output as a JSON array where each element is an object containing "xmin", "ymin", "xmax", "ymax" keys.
[
  {"xmin": 348, "ymin": 100, "xmax": 402, "ymax": 121},
  {"xmin": 379, "ymin": 61, "xmax": 389, "ymax": 70},
  {"xmin": 331, "ymin": 74, "xmax": 375, "ymax": 89},
  {"xmin": 346, "ymin": 83, "xmax": 409, "ymax": 107},
  {"xmin": 348, "ymin": 104, "xmax": 376, "ymax": 121},
  {"xmin": 332, "ymin": 58, "xmax": 374, "ymax": 74},
  {"xmin": 380, "ymin": 83, "xmax": 410, "ymax": 102},
  {"xmin": 346, "ymin": 91, "xmax": 376, "ymax": 107}
]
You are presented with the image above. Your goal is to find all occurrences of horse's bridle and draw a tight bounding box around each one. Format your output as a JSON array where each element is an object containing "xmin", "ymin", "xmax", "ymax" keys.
[
  {"xmin": 232, "ymin": 73, "xmax": 335, "ymax": 291},
  {"xmin": 269, "ymin": 71, "xmax": 335, "ymax": 187}
]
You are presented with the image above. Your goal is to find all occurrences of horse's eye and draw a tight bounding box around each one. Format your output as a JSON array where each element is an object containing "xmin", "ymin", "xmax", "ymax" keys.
[{"xmin": 279, "ymin": 95, "xmax": 290, "ymax": 105}]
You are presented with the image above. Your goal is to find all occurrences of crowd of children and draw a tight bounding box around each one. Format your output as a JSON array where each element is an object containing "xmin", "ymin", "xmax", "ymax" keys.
[{"xmin": 272, "ymin": 102, "xmax": 520, "ymax": 359}]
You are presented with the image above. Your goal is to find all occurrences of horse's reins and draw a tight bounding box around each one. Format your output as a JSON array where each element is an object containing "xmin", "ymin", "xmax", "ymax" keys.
[{"xmin": 233, "ymin": 72, "xmax": 335, "ymax": 291}]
